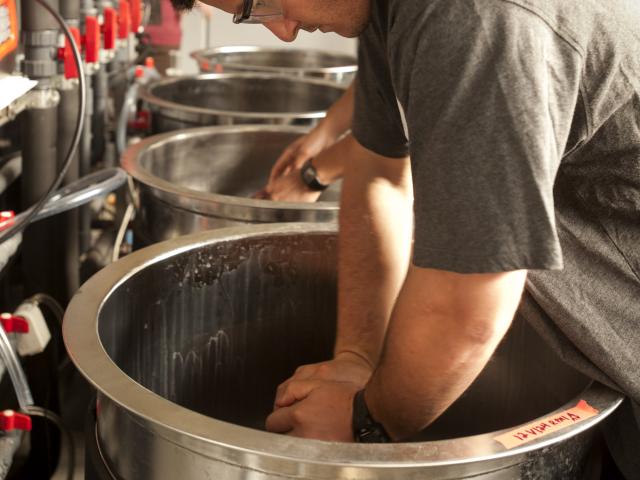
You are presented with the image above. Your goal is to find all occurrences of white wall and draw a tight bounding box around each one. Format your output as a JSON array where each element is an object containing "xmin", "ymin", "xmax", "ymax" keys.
[{"xmin": 176, "ymin": 8, "xmax": 358, "ymax": 74}]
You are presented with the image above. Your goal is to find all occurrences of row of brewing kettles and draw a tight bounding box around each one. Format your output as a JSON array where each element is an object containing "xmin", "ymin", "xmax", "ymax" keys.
[
  {"xmin": 0, "ymin": 1, "xmax": 360, "ymax": 475},
  {"xmin": 0, "ymin": 0, "xmax": 149, "ymax": 477}
]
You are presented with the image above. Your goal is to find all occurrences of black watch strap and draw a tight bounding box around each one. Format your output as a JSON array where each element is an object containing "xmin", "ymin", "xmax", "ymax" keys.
[
  {"xmin": 352, "ymin": 390, "xmax": 392, "ymax": 443},
  {"xmin": 300, "ymin": 159, "xmax": 329, "ymax": 191}
]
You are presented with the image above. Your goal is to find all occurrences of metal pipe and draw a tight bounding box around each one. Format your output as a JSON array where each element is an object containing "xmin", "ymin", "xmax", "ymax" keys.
[
  {"xmin": 78, "ymin": 0, "xmax": 95, "ymax": 254},
  {"xmin": 56, "ymin": 83, "xmax": 81, "ymax": 300},
  {"xmin": 22, "ymin": 0, "xmax": 60, "ymax": 32},
  {"xmin": 78, "ymin": 67, "xmax": 94, "ymax": 253},
  {"xmin": 21, "ymin": 100, "xmax": 59, "ymax": 297},
  {"xmin": 0, "ymin": 154, "xmax": 22, "ymax": 195},
  {"xmin": 91, "ymin": 64, "xmax": 108, "ymax": 166},
  {"xmin": 59, "ymin": 0, "xmax": 79, "ymax": 23}
]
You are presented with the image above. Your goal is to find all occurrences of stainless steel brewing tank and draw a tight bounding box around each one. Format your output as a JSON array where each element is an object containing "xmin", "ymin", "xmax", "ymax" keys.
[
  {"xmin": 64, "ymin": 224, "xmax": 623, "ymax": 480},
  {"xmin": 191, "ymin": 46, "xmax": 357, "ymax": 86},
  {"xmin": 121, "ymin": 126, "xmax": 340, "ymax": 245},
  {"xmin": 139, "ymin": 73, "xmax": 346, "ymax": 133}
]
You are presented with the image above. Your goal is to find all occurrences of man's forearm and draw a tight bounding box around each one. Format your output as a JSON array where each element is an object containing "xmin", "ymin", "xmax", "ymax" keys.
[
  {"xmin": 334, "ymin": 138, "xmax": 413, "ymax": 367},
  {"xmin": 366, "ymin": 266, "xmax": 527, "ymax": 439}
]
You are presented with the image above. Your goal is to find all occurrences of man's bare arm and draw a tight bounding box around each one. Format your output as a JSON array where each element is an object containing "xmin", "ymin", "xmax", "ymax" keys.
[
  {"xmin": 271, "ymin": 137, "xmax": 413, "ymax": 412},
  {"xmin": 334, "ymin": 136, "xmax": 413, "ymax": 367},
  {"xmin": 366, "ymin": 266, "xmax": 527, "ymax": 439}
]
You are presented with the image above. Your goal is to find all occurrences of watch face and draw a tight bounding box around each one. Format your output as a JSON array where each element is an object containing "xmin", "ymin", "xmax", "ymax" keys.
[
  {"xmin": 300, "ymin": 161, "xmax": 327, "ymax": 191},
  {"xmin": 302, "ymin": 166, "xmax": 316, "ymax": 184}
]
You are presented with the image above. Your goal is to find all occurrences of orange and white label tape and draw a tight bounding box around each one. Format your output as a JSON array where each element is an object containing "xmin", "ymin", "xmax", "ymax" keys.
[{"xmin": 494, "ymin": 400, "xmax": 600, "ymax": 450}]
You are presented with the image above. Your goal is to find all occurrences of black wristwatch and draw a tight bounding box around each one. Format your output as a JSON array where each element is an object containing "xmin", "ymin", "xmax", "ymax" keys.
[
  {"xmin": 300, "ymin": 159, "xmax": 329, "ymax": 191},
  {"xmin": 352, "ymin": 390, "xmax": 392, "ymax": 443}
]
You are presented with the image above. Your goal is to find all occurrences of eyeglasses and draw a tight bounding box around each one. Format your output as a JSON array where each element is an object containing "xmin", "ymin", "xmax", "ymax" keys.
[{"xmin": 233, "ymin": 0, "xmax": 283, "ymax": 24}]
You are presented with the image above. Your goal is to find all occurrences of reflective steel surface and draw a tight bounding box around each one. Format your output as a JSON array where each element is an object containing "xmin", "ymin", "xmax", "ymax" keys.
[
  {"xmin": 191, "ymin": 46, "xmax": 357, "ymax": 86},
  {"xmin": 121, "ymin": 126, "xmax": 340, "ymax": 245},
  {"xmin": 64, "ymin": 224, "xmax": 623, "ymax": 480},
  {"xmin": 139, "ymin": 73, "xmax": 346, "ymax": 133}
]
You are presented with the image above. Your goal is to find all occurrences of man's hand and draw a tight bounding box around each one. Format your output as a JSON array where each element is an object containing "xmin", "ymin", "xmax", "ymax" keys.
[
  {"xmin": 273, "ymin": 351, "xmax": 373, "ymax": 409},
  {"xmin": 265, "ymin": 380, "xmax": 360, "ymax": 441},
  {"xmin": 268, "ymin": 128, "xmax": 336, "ymax": 185},
  {"xmin": 254, "ymin": 167, "xmax": 323, "ymax": 203}
]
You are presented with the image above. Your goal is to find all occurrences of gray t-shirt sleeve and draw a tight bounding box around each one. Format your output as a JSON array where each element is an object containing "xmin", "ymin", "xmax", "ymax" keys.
[
  {"xmin": 352, "ymin": 30, "xmax": 409, "ymax": 159},
  {"xmin": 403, "ymin": 1, "xmax": 583, "ymax": 273}
]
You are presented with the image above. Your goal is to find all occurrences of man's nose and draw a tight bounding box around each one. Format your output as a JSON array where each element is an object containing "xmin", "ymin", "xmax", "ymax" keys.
[{"xmin": 263, "ymin": 19, "xmax": 300, "ymax": 42}]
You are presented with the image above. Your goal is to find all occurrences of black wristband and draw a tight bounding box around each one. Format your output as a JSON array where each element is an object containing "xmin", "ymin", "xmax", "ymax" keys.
[
  {"xmin": 352, "ymin": 390, "xmax": 392, "ymax": 443},
  {"xmin": 300, "ymin": 159, "xmax": 329, "ymax": 191}
]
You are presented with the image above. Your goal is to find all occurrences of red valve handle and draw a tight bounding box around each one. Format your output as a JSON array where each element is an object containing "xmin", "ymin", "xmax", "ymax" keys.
[
  {"xmin": 0, "ymin": 313, "xmax": 29, "ymax": 334},
  {"xmin": 0, "ymin": 411, "xmax": 32, "ymax": 432},
  {"xmin": 103, "ymin": 7, "xmax": 118, "ymax": 50},
  {"xmin": 58, "ymin": 27, "xmax": 81, "ymax": 79},
  {"xmin": 118, "ymin": 0, "xmax": 131, "ymax": 40},
  {"xmin": 0, "ymin": 211, "xmax": 15, "ymax": 232},
  {"xmin": 130, "ymin": 0, "xmax": 142, "ymax": 34},
  {"xmin": 85, "ymin": 16, "xmax": 101, "ymax": 64}
]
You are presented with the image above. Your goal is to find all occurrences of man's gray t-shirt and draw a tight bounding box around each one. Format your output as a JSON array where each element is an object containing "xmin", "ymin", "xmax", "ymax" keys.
[{"xmin": 353, "ymin": 0, "xmax": 640, "ymax": 476}]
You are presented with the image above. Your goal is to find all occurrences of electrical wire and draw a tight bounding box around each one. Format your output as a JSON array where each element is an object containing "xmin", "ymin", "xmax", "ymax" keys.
[
  {"xmin": 27, "ymin": 293, "xmax": 65, "ymax": 324},
  {"xmin": 24, "ymin": 406, "xmax": 75, "ymax": 480},
  {"xmin": 112, "ymin": 202, "xmax": 134, "ymax": 262},
  {"xmin": 0, "ymin": 0, "xmax": 86, "ymax": 245}
]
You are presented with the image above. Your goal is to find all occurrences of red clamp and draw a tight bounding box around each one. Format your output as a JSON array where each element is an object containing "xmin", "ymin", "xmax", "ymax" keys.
[
  {"xmin": 118, "ymin": 0, "xmax": 131, "ymax": 40},
  {"xmin": 130, "ymin": 0, "xmax": 142, "ymax": 34},
  {"xmin": 57, "ymin": 27, "xmax": 81, "ymax": 79},
  {"xmin": 0, "ymin": 211, "xmax": 15, "ymax": 232},
  {"xmin": 102, "ymin": 7, "xmax": 118, "ymax": 50},
  {"xmin": 0, "ymin": 313, "xmax": 29, "ymax": 334},
  {"xmin": 0, "ymin": 411, "xmax": 32, "ymax": 432},
  {"xmin": 84, "ymin": 16, "xmax": 101, "ymax": 64}
]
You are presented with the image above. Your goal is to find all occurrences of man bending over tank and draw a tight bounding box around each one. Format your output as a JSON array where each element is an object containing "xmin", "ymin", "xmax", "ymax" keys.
[{"xmin": 171, "ymin": 1, "xmax": 640, "ymax": 477}]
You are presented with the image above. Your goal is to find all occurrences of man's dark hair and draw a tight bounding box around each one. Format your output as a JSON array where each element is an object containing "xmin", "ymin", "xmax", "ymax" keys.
[{"xmin": 170, "ymin": 0, "xmax": 195, "ymax": 12}]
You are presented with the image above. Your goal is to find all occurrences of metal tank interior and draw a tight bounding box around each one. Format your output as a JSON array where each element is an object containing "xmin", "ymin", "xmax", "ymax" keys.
[
  {"xmin": 191, "ymin": 46, "xmax": 357, "ymax": 85},
  {"xmin": 63, "ymin": 225, "xmax": 623, "ymax": 480},
  {"xmin": 139, "ymin": 73, "xmax": 346, "ymax": 133},
  {"xmin": 121, "ymin": 126, "xmax": 341, "ymax": 245}
]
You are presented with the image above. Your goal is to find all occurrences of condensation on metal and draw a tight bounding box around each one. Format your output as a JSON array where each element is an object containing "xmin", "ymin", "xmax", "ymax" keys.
[{"xmin": 63, "ymin": 225, "xmax": 624, "ymax": 480}]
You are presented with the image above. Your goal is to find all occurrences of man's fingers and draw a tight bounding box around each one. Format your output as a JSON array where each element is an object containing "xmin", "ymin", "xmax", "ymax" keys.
[
  {"xmin": 270, "ymin": 146, "xmax": 298, "ymax": 182},
  {"xmin": 274, "ymin": 379, "xmax": 318, "ymax": 409},
  {"xmin": 252, "ymin": 188, "xmax": 271, "ymax": 200},
  {"xmin": 265, "ymin": 406, "xmax": 294, "ymax": 433}
]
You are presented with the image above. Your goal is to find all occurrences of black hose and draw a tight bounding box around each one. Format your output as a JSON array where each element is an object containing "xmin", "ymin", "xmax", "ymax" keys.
[
  {"xmin": 24, "ymin": 406, "xmax": 76, "ymax": 480},
  {"xmin": 0, "ymin": 0, "xmax": 86, "ymax": 244}
]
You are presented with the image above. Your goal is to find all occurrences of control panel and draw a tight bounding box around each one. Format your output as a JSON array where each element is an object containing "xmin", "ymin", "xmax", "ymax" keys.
[{"xmin": 0, "ymin": 0, "xmax": 17, "ymax": 61}]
